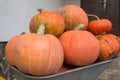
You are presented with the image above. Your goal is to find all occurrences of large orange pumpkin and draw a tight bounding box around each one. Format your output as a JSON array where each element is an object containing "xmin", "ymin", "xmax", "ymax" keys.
[
  {"xmin": 14, "ymin": 33, "xmax": 64, "ymax": 76},
  {"xmin": 97, "ymin": 34, "xmax": 120, "ymax": 61},
  {"xmin": 29, "ymin": 10, "xmax": 65, "ymax": 36},
  {"xmin": 5, "ymin": 35, "xmax": 20, "ymax": 66},
  {"xmin": 88, "ymin": 14, "xmax": 112, "ymax": 35},
  {"xmin": 58, "ymin": 5, "xmax": 88, "ymax": 31},
  {"xmin": 59, "ymin": 30, "xmax": 100, "ymax": 66}
]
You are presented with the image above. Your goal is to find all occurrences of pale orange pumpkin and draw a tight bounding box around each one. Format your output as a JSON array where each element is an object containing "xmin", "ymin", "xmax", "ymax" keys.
[
  {"xmin": 97, "ymin": 34, "xmax": 120, "ymax": 61},
  {"xmin": 5, "ymin": 35, "xmax": 20, "ymax": 66},
  {"xmin": 59, "ymin": 30, "xmax": 100, "ymax": 66},
  {"xmin": 58, "ymin": 5, "xmax": 88, "ymax": 31},
  {"xmin": 14, "ymin": 26, "xmax": 64, "ymax": 76}
]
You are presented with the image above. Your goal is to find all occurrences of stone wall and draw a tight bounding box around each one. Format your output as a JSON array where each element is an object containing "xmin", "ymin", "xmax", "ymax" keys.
[{"xmin": 98, "ymin": 60, "xmax": 120, "ymax": 80}]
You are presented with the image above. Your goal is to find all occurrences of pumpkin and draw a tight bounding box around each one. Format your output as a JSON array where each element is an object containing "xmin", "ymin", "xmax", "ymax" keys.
[
  {"xmin": 14, "ymin": 25, "xmax": 64, "ymax": 76},
  {"xmin": 88, "ymin": 14, "xmax": 112, "ymax": 35},
  {"xmin": 59, "ymin": 30, "xmax": 100, "ymax": 66},
  {"xmin": 5, "ymin": 35, "xmax": 21, "ymax": 66},
  {"xmin": 56, "ymin": 65, "xmax": 69, "ymax": 73},
  {"xmin": 58, "ymin": 5, "xmax": 88, "ymax": 31},
  {"xmin": 5, "ymin": 32, "xmax": 25, "ymax": 66},
  {"xmin": 29, "ymin": 9, "xmax": 65, "ymax": 37},
  {"xmin": 97, "ymin": 34, "xmax": 120, "ymax": 61}
]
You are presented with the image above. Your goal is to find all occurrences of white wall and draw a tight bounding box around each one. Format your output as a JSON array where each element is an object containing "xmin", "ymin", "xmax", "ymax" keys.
[{"xmin": 0, "ymin": 0, "xmax": 80, "ymax": 41}]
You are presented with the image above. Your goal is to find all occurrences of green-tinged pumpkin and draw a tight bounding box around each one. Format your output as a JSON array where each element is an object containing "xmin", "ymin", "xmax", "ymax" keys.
[
  {"xmin": 97, "ymin": 34, "xmax": 120, "ymax": 61},
  {"xmin": 59, "ymin": 30, "xmax": 100, "ymax": 66},
  {"xmin": 58, "ymin": 5, "xmax": 88, "ymax": 31},
  {"xmin": 29, "ymin": 10, "xmax": 65, "ymax": 36}
]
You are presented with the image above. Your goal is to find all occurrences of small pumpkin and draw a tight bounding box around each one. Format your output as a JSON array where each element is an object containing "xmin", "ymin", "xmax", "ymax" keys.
[
  {"xmin": 58, "ymin": 5, "xmax": 88, "ymax": 31},
  {"xmin": 29, "ymin": 9, "xmax": 65, "ymax": 36},
  {"xmin": 97, "ymin": 34, "xmax": 120, "ymax": 61},
  {"xmin": 88, "ymin": 14, "xmax": 112, "ymax": 35},
  {"xmin": 14, "ymin": 25, "xmax": 64, "ymax": 76},
  {"xmin": 59, "ymin": 26, "xmax": 100, "ymax": 66},
  {"xmin": 5, "ymin": 35, "xmax": 20, "ymax": 66}
]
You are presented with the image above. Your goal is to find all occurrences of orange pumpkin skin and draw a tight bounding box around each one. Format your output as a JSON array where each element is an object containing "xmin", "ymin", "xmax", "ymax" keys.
[
  {"xmin": 59, "ymin": 31, "xmax": 100, "ymax": 66},
  {"xmin": 58, "ymin": 5, "xmax": 88, "ymax": 31},
  {"xmin": 56, "ymin": 65, "xmax": 69, "ymax": 73},
  {"xmin": 5, "ymin": 35, "xmax": 20, "ymax": 66},
  {"xmin": 88, "ymin": 19, "xmax": 112, "ymax": 35},
  {"xmin": 14, "ymin": 33, "xmax": 64, "ymax": 76},
  {"xmin": 97, "ymin": 34, "xmax": 120, "ymax": 61},
  {"xmin": 29, "ymin": 11, "xmax": 65, "ymax": 36}
]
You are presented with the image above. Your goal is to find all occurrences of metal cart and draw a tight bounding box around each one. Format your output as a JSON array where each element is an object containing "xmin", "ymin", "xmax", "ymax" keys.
[{"xmin": 0, "ymin": 42, "xmax": 120, "ymax": 80}]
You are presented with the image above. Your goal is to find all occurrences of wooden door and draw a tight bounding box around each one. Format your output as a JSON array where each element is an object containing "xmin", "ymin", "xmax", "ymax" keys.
[{"xmin": 81, "ymin": 0, "xmax": 120, "ymax": 34}]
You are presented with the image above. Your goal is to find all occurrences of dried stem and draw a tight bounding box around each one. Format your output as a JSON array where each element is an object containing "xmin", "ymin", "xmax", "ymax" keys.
[
  {"xmin": 87, "ymin": 14, "xmax": 100, "ymax": 20},
  {"xmin": 37, "ymin": 24, "xmax": 45, "ymax": 35},
  {"xmin": 37, "ymin": 8, "xmax": 46, "ymax": 13},
  {"xmin": 74, "ymin": 24, "xmax": 86, "ymax": 31}
]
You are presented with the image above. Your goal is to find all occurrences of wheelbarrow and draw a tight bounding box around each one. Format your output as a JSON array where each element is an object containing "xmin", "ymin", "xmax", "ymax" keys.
[
  {"xmin": 5, "ymin": 55, "xmax": 120, "ymax": 80},
  {"xmin": 0, "ymin": 41, "xmax": 120, "ymax": 80}
]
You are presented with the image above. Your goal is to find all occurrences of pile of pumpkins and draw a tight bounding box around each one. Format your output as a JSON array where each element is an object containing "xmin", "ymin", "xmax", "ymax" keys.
[{"xmin": 5, "ymin": 5, "xmax": 120, "ymax": 76}]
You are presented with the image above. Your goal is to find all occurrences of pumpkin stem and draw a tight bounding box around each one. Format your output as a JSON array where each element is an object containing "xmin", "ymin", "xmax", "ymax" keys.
[
  {"xmin": 37, "ymin": 24, "xmax": 45, "ymax": 35},
  {"xmin": 74, "ymin": 24, "xmax": 87, "ymax": 31},
  {"xmin": 87, "ymin": 14, "xmax": 100, "ymax": 20},
  {"xmin": 37, "ymin": 8, "xmax": 45, "ymax": 13},
  {"xmin": 20, "ymin": 32, "xmax": 26, "ymax": 35}
]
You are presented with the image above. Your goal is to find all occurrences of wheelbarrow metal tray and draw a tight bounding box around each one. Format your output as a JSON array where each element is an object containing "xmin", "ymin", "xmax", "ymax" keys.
[
  {"xmin": 8, "ymin": 56, "xmax": 120, "ymax": 80},
  {"xmin": 0, "ymin": 67, "xmax": 5, "ymax": 77}
]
